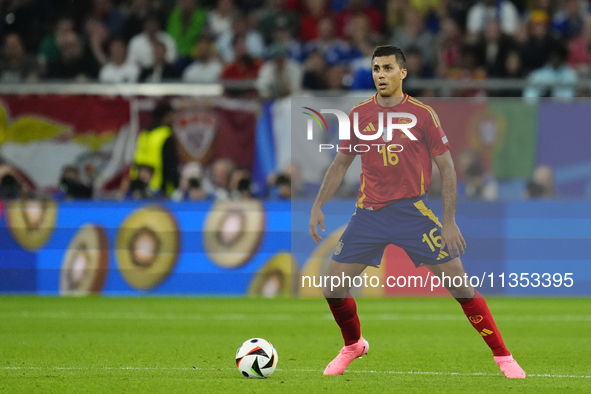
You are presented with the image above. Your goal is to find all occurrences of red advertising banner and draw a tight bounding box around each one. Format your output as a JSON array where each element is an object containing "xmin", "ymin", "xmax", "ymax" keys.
[
  {"xmin": 162, "ymin": 98, "xmax": 257, "ymax": 170},
  {"xmin": 0, "ymin": 95, "xmax": 131, "ymax": 192},
  {"xmin": 0, "ymin": 95, "xmax": 258, "ymax": 195}
]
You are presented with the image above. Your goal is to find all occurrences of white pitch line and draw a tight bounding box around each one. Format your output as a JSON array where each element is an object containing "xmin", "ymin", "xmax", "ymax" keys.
[
  {"xmin": 2, "ymin": 366, "xmax": 590, "ymax": 379},
  {"xmin": 338, "ymin": 369, "xmax": 591, "ymax": 379}
]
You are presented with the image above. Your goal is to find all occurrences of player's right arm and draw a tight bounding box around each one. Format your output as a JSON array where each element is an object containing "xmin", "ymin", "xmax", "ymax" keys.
[{"xmin": 309, "ymin": 152, "xmax": 356, "ymax": 244}]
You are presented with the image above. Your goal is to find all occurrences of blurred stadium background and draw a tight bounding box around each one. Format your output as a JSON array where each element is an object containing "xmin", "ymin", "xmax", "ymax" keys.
[
  {"xmin": 1, "ymin": 2, "xmax": 591, "ymax": 393},
  {"xmin": 0, "ymin": 0, "xmax": 590, "ymax": 297}
]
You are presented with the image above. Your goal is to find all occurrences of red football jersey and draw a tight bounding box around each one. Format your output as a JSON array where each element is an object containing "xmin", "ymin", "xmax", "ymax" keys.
[{"xmin": 340, "ymin": 94, "xmax": 451, "ymax": 210}]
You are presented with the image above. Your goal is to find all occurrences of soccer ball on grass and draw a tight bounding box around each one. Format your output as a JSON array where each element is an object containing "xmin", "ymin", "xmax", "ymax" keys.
[{"xmin": 236, "ymin": 338, "xmax": 278, "ymax": 378}]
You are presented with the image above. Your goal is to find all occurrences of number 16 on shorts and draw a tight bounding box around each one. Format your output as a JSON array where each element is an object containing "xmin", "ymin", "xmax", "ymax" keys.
[{"xmin": 422, "ymin": 227, "xmax": 449, "ymax": 260}]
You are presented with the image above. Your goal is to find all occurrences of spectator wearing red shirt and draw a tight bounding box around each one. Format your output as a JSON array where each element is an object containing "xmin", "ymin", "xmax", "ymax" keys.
[
  {"xmin": 335, "ymin": 0, "xmax": 383, "ymax": 40},
  {"xmin": 567, "ymin": 16, "xmax": 591, "ymax": 75},
  {"xmin": 221, "ymin": 34, "xmax": 263, "ymax": 97},
  {"xmin": 299, "ymin": 0, "xmax": 333, "ymax": 42},
  {"xmin": 285, "ymin": 0, "xmax": 307, "ymax": 15}
]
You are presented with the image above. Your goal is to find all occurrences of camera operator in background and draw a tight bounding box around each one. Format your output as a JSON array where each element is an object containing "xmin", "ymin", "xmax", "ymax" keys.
[
  {"xmin": 267, "ymin": 163, "xmax": 303, "ymax": 199},
  {"xmin": 58, "ymin": 166, "xmax": 93, "ymax": 200},
  {"xmin": 268, "ymin": 172, "xmax": 291, "ymax": 199},
  {"xmin": 120, "ymin": 101, "xmax": 180, "ymax": 199},
  {"xmin": 209, "ymin": 158, "xmax": 234, "ymax": 200},
  {"xmin": 0, "ymin": 161, "xmax": 29, "ymax": 199},
  {"xmin": 178, "ymin": 162, "xmax": 207, "ymax": 201},
  {"xmin": 274, "ymin": 173, "xmax": 291, "ymax": 199},
  {"xmin": 456, "ymin": 149, "xmax": 498, "ymax": 200},
  {"xmin": 127, "ymin": 164, "xmax": 155, "ymax": 200},
  {"xmin": 186, "ymin": 177, "xmax": 207, "ymax": 200},
  {"xmin": 228, "ymin": 168, "xmax": 253, "ymax": 200},
  {"xmin": 525, "ymin": 165, "xmax": 556, "ymax": 199}
]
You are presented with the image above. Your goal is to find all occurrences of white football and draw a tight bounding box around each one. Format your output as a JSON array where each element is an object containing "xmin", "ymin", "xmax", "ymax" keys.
[{"xmin": 235, "ymin": 338, "xmax": 278, "ymax": 378}]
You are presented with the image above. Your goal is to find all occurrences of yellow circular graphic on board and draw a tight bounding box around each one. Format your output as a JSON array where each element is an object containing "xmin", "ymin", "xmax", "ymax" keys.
[
  {"xmin": 6, "ymin": 199, "xmax": 57, "ymax": 251},
  {"xmin": 60, "ymin": 224, "xmax": 109, "ymax": 295},
  {"xmin": 116, "ymin": 205, "xmax": 180, "ymax": 290},
  {"xmin": 203, "ymin": 200, "xmax": 265, "ymax": 268},
  {"xmin": 248, "ymin": 253, "xmax": 298, "ymax": 298},
  {"xmin": 299, "ymin": 224, "xmax": 386, "ymax": 298}
]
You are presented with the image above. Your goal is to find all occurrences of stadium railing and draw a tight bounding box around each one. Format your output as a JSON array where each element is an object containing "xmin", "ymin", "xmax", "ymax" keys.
[{"xmin": 0, "ymin": 78, "xmax": 588, "ymax": 96}]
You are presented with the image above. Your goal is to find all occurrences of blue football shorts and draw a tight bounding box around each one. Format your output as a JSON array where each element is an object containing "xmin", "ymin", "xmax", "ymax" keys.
[{"xmin": 331, "ymin": 194, "xmax": 454, "ymax": 267}]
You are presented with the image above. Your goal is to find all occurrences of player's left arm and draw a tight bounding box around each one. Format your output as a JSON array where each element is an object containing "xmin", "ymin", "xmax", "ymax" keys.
[{"xmin": 433, "ymin": 151, "xmax": 466, "ymax": 258}]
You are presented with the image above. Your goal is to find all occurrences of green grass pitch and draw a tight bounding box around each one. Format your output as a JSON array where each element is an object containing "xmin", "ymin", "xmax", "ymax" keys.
[{"xmin": 1, "ymin": 297, "xmax": 590, "ymax": 393}]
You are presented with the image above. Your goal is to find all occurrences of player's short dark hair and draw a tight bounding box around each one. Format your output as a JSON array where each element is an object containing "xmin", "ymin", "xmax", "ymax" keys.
[{"xmin": 372, "ymin": 45, "xmax": 406, "ymax": 69}]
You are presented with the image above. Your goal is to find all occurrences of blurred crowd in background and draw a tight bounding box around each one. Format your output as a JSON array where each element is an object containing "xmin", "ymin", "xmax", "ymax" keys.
[
  {"xmin": 0, "ymin": 0, "xmax": 580, "ymax": 202},
  {"xmin": 0, "ymin": 151, "xmax": 299, "ymax": 201},
  {"xmin": 0, "ymin": 141, "xmax": 558, "ymax": 203},
  {"xmin": 0, "ymin": 98, "xmax": 302, "ymax": 203},
  {"xmin": 0, "ymin": 0, "xmax": 590, "ymax": 97}
]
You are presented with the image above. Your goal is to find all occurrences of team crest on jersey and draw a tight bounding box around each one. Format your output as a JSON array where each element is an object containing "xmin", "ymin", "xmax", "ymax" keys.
[
  {"xmin": 382, "ymin": 118, "xmax": 412, "ymax": 142},
  {"xmin": 334, "ymin": 240, "xmax": 344, "ymax": 255},
  {"xmin": 469, "ymin": 315, "xmax": 483, "ymax": 324}
]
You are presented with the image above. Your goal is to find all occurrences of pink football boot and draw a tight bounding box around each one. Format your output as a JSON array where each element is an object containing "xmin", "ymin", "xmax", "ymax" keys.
[
  {"xmin": 494, "ymin": 355, "xmax": 526, "ymax": 378},
  {"xmin": 323, "ymin": 338, "xmax": 369, "ymax": 375}
]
